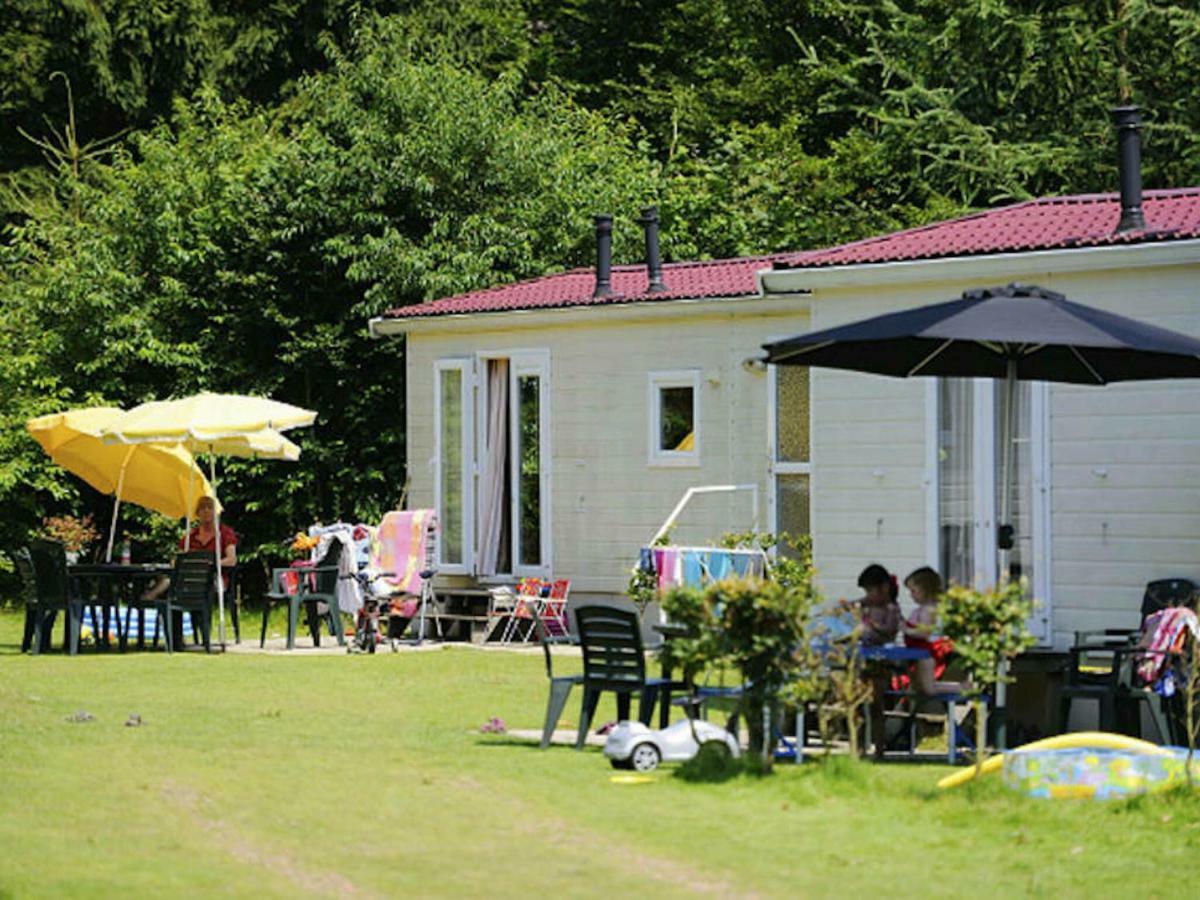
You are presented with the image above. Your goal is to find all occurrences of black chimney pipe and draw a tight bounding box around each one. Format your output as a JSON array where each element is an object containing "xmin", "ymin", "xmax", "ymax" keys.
[
  {"xmin": 592, "ymin": 214, "xmax": 614, "ymax": 299},
  {"xmin": 1111, "ymin": 105, "xmax": 1146, "ymax": 232},
  {"xmin": 639, "ymin": 205, "xmax": 667, "ymax": 292}
]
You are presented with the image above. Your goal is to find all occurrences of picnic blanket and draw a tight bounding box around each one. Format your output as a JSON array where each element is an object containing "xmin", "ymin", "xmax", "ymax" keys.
[{"xmin": 367, "ymin": 509, "xmax": 437, "ymax": 597}]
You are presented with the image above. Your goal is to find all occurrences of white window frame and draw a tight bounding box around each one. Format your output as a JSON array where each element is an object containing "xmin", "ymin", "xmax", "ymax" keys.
[
  {"xmin": 433, "ymin": 358, "xmax": 475, "ymax": 575},
  {"xmin": 925, "ymin": 379, "xmax": 1052, "ymax": 644},
  {"xmin": 766, "ymin": 352, "xmax": 812, "ymax": 541},
  {"xmin": 509, "ymin": 354, "xmax": 553, "ymax": 578},
  {"xmin": 475, "ymin": 349, "xmax": 552, "ymax": 580},
  {"xmin": 648, "ymin": 369, "xmax": 701, "ymax": 467}
]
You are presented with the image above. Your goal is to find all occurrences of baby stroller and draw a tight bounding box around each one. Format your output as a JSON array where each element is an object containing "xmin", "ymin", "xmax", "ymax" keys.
[{"xmin": 352, "ymin": 510, "xmax": 440, "ymax": 652}]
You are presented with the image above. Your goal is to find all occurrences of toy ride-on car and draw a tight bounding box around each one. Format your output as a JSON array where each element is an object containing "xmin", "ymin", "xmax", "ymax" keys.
[{"xmin": 603, "ymin": 719, "xmax": 741, "ymax": 771}]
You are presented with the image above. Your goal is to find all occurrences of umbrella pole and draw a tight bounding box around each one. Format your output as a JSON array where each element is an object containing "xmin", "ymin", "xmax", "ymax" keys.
[
  {"xmin": 997, "ymin": 359, "xmax": 1018, "ymax": 583},
  {"xmin": 105, "ymin": 448, "xmax": 134, "ymax": 562},
  {"xmin": 995, "ymin": 358, "xmax": 1019, "ymax": 752},
  {"xmin": 210, "ymin": 451, "xmax": 227, "ymax": 650},
  {"xmin": 185, "ymin": 465, "xmax": 195, "ymax": 551}
]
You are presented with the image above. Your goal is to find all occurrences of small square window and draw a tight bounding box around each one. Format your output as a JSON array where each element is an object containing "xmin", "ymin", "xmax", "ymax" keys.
[{"xmin": 649, "ymin": 370, "xmax": 700, "ymax": 466}]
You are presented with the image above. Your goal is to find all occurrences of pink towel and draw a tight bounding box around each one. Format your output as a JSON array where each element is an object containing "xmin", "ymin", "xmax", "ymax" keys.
[{"xmin": 371, "ymin": 509, "xmax": 437, "ymax": 595}]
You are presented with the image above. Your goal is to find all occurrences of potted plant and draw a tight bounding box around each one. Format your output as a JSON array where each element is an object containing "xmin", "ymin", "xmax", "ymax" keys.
[{"xmin": 39, "ymin": 514, "xmax": 100, "ymax": 564}]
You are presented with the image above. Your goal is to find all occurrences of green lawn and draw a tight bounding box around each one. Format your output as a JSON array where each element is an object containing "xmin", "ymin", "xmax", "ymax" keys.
[{"xmin": 1, "ymin": 610, "xmax": 1196, "ymax": 898}]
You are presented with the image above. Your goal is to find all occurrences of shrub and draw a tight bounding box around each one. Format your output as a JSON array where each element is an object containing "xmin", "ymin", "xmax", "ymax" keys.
[{"xmin": 938, "ymin": 579, "xmax": 1037, "ymax": 774}]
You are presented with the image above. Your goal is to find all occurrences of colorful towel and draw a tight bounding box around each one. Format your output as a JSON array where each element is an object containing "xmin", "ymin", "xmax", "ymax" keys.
[
  {"xmin": 369, "ymin": 509, "xmax": 437, "ymax": 596},
  {"xmin": 1135, "ymin": 606, "xmax": 1199, "ymax": 688}
]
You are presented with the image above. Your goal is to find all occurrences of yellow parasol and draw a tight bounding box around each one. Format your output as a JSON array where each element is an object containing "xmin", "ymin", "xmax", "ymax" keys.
[
  {"xmin": 26, "ymin": 407, "xmax": 214, "ymax": 561},
  {"xmin": 100, "ymin": 394, "xmax": 315, "ymax": 647}
]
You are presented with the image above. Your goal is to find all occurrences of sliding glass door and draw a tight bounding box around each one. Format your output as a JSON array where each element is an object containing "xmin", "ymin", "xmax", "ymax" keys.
[{"xmin": 933, "ymin": 378, "xmax": 1050, "ymax": 641}]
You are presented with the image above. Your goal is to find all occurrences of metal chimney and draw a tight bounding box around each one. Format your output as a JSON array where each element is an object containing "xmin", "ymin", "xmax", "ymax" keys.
[
  {"xmin": 592, "ymin": 214, "xmax": 614, "ymax": 299},
  {"xmin": 1111, "ymin": 105, "xmax": 1146, "ymax": 232},
  {"xmin": 639, "ymin": 205, "xmax": 667, "ymax": 292}
]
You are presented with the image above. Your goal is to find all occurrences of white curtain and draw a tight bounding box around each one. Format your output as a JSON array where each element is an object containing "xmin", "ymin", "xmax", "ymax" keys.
[
  {"xmin": 938, "ymin": 378, "xmax": 975, "ymax": 588},
  {"xmin": 477, "ymin": 360, "xmax": 509, "ymax": 575}
]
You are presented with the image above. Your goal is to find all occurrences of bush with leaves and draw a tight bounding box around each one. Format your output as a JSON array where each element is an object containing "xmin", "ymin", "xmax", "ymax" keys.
[
  {"xmin": 660, "ymin": 572, "xmax": 818, "ymax": 771},
  {"xmin": 938, "ymin": 579, "xmax": 1037, "ymax": 775}
]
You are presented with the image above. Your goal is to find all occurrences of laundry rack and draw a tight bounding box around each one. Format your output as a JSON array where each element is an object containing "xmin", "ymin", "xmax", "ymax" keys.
[{"xmin": 638, "ymin": 484, "xmax": 769, "ymax": 603}]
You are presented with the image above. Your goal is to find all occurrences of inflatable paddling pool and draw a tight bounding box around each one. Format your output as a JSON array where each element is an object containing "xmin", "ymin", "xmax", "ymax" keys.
[{"xmin": 937, "ymin": 732, "xmax": 1199, "ymax": 798}]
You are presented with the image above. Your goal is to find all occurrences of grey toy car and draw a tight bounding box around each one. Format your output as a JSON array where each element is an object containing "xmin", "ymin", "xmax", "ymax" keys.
[{"xmin": 602, "ymin": 719, "xmax": 741, "ymax": 771}]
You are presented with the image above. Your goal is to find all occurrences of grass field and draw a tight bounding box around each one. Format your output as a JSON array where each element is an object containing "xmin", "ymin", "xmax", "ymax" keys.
[{"xmin": 2, "ymin": 609, "xmax": 1197, "ymax": 898}]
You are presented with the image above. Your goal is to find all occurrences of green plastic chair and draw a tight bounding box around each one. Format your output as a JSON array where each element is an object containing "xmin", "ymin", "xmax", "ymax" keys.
[
  {"xmin": 573, "ymin": 605, "xmax": 674, "ymax": 749},
  {"xmin": 164, "ymin": 551, "xmax": 215, "ymax": 653},
  {"xmin": 26, "ymin": 540, "xmax": 84, "ymax": 655},
  {"xmin": 531, "ymin": 608, "xmax": 583, "ymax": 748},
  {"xmin": 264, "ymin": 541, "xmax": 345, "ymax": 650}
]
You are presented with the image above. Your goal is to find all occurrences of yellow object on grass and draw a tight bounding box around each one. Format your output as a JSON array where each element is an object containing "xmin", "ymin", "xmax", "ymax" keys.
[
  {"xmin": 27, "ymin": 408, "xmax": 213, "ymax": 519},
  {"xmin": 936, "ymin": 732, "xmax": 1170, "ymax": 790},
  {"xmin": 610, "ymin": 774, "xmax": 657, "ymax": 785}
]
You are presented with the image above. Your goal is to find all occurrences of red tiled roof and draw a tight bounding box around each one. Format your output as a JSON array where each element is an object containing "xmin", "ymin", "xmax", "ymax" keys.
[
  {"xmin": 383, "ymin": 255, "xmax": 784, "ymax": 319},
  {"xmin": 382, "ymin": 189, "xmax": 1200, "ymax": 320},
  {"xmin": 775, "ymin": 188, "xmax": 1200, "ymax": 270}
]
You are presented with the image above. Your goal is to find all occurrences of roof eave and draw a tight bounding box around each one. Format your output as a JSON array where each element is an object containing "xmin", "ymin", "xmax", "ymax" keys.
[
  {"xmin": 761, "ymin": 238, "xmax": 1200, "ymax": 294},
  {"xmin": 369, "ymin": 287, "xmax": 809, "ymax": 337}
]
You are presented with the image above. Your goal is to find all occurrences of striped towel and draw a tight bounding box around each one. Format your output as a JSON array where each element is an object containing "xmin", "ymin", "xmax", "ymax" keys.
[
  {"xmin": 81, "ymin": 607, "xmax": 192, "ymax": 641},
  {"xmin": 369, "ymin": 509, "xmax": 437, "ymax": 596}
]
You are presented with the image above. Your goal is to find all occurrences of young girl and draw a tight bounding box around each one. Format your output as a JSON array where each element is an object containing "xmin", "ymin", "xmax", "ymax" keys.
[
  {"xmin": 902, "ymin": 567, "xmax": 963, "ymax": 695},
  {"xmin": 856, "ymin": 563, "xmax": 901, "ymax": 646}
]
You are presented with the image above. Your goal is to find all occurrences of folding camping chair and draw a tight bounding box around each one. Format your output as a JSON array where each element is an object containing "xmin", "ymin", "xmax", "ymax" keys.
[{"xmin": 366, "ymin": 509, "xmax": 442, "ymax": 644}]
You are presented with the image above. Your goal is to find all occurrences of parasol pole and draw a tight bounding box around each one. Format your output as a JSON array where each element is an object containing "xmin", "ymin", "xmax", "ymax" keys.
[
  {"xmin": 105, "ymin": 447, "xmax": 135, "ymax": 562},
  {"xmin": 997, "ymin": 357, "xmax": 1018, "ymax": 584},
  {"xmin": 994, "ymin": 356, "xmax": 1019, "ymax": 752},
  {"xmin": 209, "ymin": 450, "xmax": 227, "ymax": 649},
  {"xmin": 184, "ymin": 463, "xmax": 195, "ymax": 551}
]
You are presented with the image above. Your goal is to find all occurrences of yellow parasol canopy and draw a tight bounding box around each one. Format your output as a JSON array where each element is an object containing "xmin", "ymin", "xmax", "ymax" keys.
[
  {"xmin": 107, "ymin": 392, "xmax": 316, "ymax": 444},
  {"xmin": 99, "ymin": 393, "xmax": 316, "ymax": 647},
  {"xmin": 27, "ymin": 407, "xmax": 213, "ymax": 519}
]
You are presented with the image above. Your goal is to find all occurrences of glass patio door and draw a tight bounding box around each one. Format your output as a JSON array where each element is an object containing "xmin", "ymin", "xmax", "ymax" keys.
[{"xmin": 934, "ymin": 378, "xmax": 1050, "ymax": 642}]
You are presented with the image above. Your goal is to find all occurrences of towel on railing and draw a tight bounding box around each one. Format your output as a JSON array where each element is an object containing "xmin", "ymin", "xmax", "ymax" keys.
[
  {"xmin": 368, "ymin": 509, "xmax": 437, "ymax": 596},
  {"xmin": 648, "ymin": 546, "xmax": 767, "ymax": 590}
]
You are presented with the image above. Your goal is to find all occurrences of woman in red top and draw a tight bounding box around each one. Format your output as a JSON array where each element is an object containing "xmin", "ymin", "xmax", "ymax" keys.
[
  {"xmin": 181, "ymin": 496, "xmax": 237, "ymax": 586},
  {"xmin": 143, "ymin": 496, "xmax": 237, "ymax": 600}
]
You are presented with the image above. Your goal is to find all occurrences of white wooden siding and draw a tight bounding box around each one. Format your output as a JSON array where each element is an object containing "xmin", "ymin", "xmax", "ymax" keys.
[
  {"xmin": 406, "ymin": 304, "xmax": 810, "ymax": 595},
  {"xmin": 402, "ymin": 256, "xmax": 1199, "ymax": 647},
  {"xmin": 805, "ymin": 263, "xmax": 1200, "ymax": 646}
]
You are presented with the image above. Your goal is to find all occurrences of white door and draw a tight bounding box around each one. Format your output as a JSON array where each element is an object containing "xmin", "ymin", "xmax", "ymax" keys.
[
  {"xmin": 475, "ymin": 350, "xmax": 551, "ymax": 579},
  {"xmin": 931, "ymin": 378, "xmax": 1051, "ymax": 642}
]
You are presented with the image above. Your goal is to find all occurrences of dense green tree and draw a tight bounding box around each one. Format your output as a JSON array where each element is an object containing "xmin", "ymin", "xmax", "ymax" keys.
[{"xmin": 0, "ymin": 33, "xmax": 661, "ymax": 580}]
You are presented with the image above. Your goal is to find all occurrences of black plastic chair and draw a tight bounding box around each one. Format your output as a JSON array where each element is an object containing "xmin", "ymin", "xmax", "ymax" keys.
[
  {"xmin": 164, "ymin": 551, "xmax": 215, "ymax": 653},
  {"xmin": 531, "ymin": 608, "xmax": 584, "ymax": 749},
  {"xmin": 1059, "ymin": 630, "xmax": 1136, "ymax": 733},
  {"xmin": 26, "ymin": 540, "xmax": 84, "ymax": 655},
  {"xmin": 1140, "ymin": 578, "xmax": 1199, "ymax": 623},
  {"xmin": 264, "ymin": 541, "xmax": 344, "ymax": 650},
  {"xmin": 573, "ymin": 605, "xmax": 673, "ymax": 749}
]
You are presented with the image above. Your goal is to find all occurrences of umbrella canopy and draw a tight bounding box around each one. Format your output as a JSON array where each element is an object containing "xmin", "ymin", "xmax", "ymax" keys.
[
  {"xmin": 108, "ymin": 392, "xmax": 316, "ymax": 443},
  {"xmin": 763, "ymin": 283, "xmax": 1200, "ymax": 750},
  {"xmin": 99, "ymin": 393, "xmax": 316, "ymax": 648},
  {"xmin": 27, "ymin": 407, "xmax": 215, "ymax": 563},
  {"xmin": 27, "ymin": 408, "xmax": 214, "ymax": 517},
  {"xmin": 763, "ymin": 284, "xmax": 1200, "ymax": 383}
]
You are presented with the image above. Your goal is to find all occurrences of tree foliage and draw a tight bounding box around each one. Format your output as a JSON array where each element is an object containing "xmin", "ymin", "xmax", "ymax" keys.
[{"xmin": 3, "ymin": 1, "xmax": 1200, "ymax": 590}]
